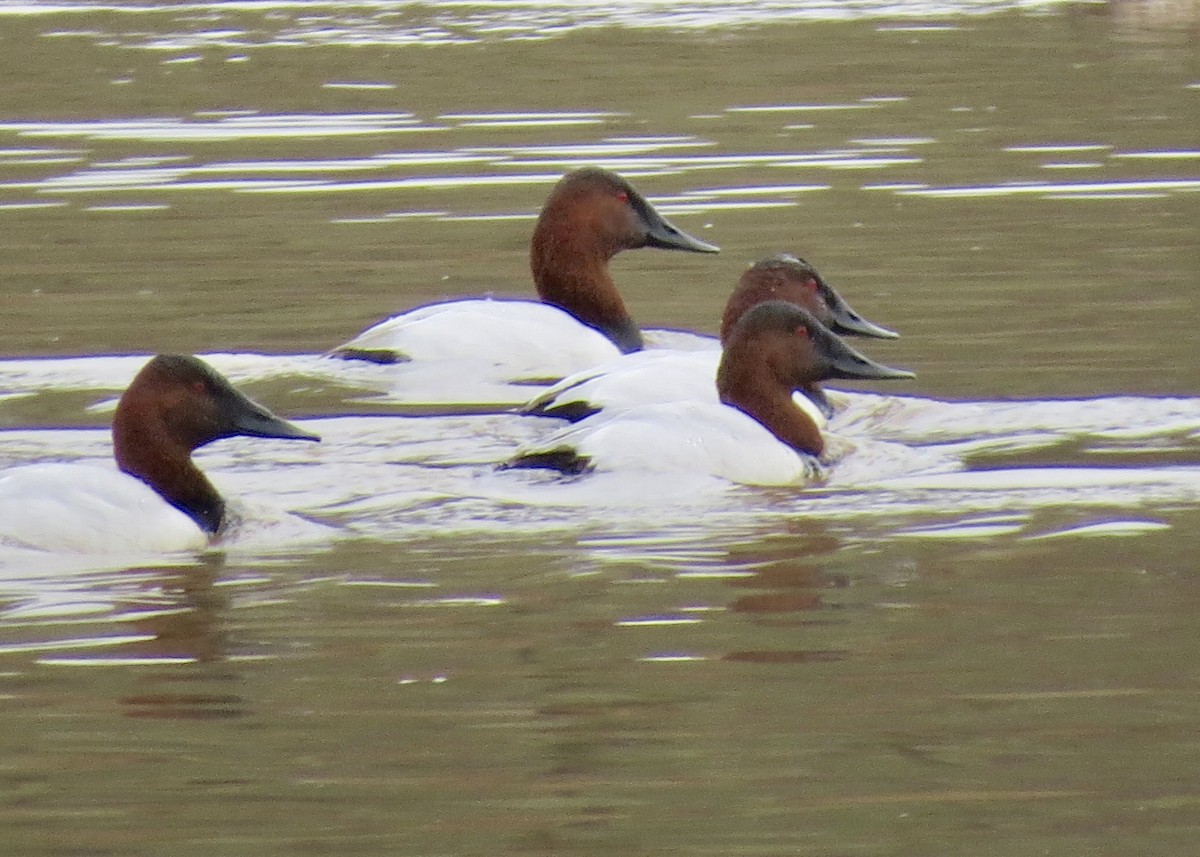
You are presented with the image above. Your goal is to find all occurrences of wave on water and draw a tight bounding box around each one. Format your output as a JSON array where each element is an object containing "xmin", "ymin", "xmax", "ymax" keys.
[
  {"xmin": 0, "ymin": 2, "xmax": 1081, "ymax": 50},
  {"xmin": 2, "ymin": 353, "xmax": 1200, "ymax": 566}
]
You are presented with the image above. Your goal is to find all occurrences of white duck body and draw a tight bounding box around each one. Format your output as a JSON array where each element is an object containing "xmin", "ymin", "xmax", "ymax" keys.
[
  {"xmin": 524, "ymin": 348, "xmax": 831, "ymax": 429},
  {"xmin": 513, "ymin": 399, "xmax": 825, "ymax": 487},
  {"xmin": 0, "ymin": 463, "xmax": 207, "ymax": 554},
  {"xmin": 331, "ymin": 299, "xmax": 622, "ymax": 381}
]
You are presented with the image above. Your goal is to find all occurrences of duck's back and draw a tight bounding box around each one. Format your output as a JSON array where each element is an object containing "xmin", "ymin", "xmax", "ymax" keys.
[
  {"xmin": 525, "ymin": 350, "xmax": 723, "ymax": 419},
  {"xmin": 0, "ymin": 463, "xmax": 207, "ymax": 554},
  {"xmin": 511, "ymin": 401, "xmax": 822, "ymax": 486},
  {"xmin": 524, "ymin": 348, "xmax": 833, "ymax": 427},
  {"xmin": 331, "ymin": 299, "xmax": 622, "ymax": 381}
]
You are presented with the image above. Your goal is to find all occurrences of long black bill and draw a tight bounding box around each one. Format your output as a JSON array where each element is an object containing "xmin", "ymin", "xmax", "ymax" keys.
[
  {"xmin": 629, "ymin": 189, "xmax": 720, "ymax": 254},
  {"xmin": 817, "ymin": 275, "xmax": 899, "ymax": 340},
  {"xmin": 226, "ymin": 388, "xmax": 321, "ymax": 443},
  {"xmin": 814, "ymin": 325, "xmax": 914, "ymax": 383}
]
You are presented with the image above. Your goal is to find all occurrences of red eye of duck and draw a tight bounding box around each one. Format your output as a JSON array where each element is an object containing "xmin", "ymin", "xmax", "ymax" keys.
[
  {"xmin": 615, "ymin": 190, "xmax": 629, "ymax": 203},
  {"xmin": 794, "ymin": 324, "xmax": 809, "ymax": 339},
  {"xmin": 805, "ymin": 278, "xmax": 819, "ymax": 292}
]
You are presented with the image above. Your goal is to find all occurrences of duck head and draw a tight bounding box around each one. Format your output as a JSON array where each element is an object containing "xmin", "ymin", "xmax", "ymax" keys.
[
  {"xmin": 113, "ymin": 354, "xmax": 318, "ymax": 534},
  {"xmin": 720, "ymin": 254, "xmax": 898, "ymax": 345},
  {"xmin": 530, "ymin": 167, "xmax": 719, "ymax": 354},
  {"xmin": 717, "ymin": 301, "xmax": 913, "ymax": 456}
]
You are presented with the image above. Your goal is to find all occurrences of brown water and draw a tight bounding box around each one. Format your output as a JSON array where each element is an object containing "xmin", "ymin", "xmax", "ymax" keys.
[{"xmin": 2, "ymin": 2, "xmax": 1200, "ymax": 855}]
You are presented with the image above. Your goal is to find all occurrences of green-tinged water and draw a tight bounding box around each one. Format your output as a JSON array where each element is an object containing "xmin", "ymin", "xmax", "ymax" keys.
[{"xmin": 1, "ymin": 2, "xmax": 1199, "ymax": 855}]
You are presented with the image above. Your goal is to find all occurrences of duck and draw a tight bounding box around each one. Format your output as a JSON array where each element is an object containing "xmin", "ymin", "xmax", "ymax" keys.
[
  {"xmin": 503, "ymin": 301, "xmax": 914, "ymax": 486},
  {"xmin": 521, "ymin": 253, "xmax": 897, "ymax": 422},
  {"xmin": 0, "ymin": 354, "xmax": 319, "ymax": 554},
  {"xmin": 327, "ymin": 167, "xmax": 720, "ymax": 381}
]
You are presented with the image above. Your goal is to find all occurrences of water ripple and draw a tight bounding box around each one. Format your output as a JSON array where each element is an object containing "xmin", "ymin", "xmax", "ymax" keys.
[
  {"xmin": 1, "ymin": 102, "xmax": 1188, "ymax": 218},
  {"xmin": 893, "ymin": 178, "xmax": 1200, "ymax": 199},
  {"xmin": 1, "ymin": 2, "xmax": 1081, "ymax": 48},
  {"xmin": 3, "ymin": 364, "xmax": 1199, "ymax": 563},
  {"xmin": 0, "ymin": 113, "xmax": 428, "ymax": 142}
]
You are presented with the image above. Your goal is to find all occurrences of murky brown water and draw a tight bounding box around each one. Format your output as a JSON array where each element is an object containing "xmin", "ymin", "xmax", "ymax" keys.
[{"xmin": 1, "ymin": 2, "xmax": 1199, "ymax": 855}]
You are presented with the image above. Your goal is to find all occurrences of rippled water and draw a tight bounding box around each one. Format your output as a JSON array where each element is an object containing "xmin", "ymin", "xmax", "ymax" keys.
[{"xmin": 1, "ymin": 1, "xmax": 1199, "ymax": 854}]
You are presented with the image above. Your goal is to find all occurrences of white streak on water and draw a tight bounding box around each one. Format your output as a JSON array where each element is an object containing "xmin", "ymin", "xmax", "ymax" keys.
[
  {"xmin": 0, "ymin": 634, "xmax": 155, "ymax": 654},
  {"xmin": 1039, "ymin": 162, "xmax": 1104, "ymax": 170},
  {"xmin": 1026, "ymin": 519, "xmax": 1171, "ymax": 539},
  {"xmin": 39, "ymin": 655, "xmax": 197, "ymax": 666},
  {"xmin": 1111, "ymin": 150, "xmax": 1200, "ymax": 160},
  {"xmin": 462, "ymin": 140, "xmax": 710, "ymax": 157},
  {"xmin": 439, "ymin": 111, "xmax": 618, "ymax": 121},
  {"xmin": 727, "ymin": 104, "xmax": 878, "ymax": 113},
  {"xmin": 323, "ymin": 81, "xmax": 396, "ymax": 90},
  {"xmin": 84, "ymin": 203, "xmax": 171, "ymax": 211},
  {"xmin": 1004, "ymin": 144, "xmax": 1112, "ymax": 153},
  {"xmin": 0, "ymin": 113, "xmax": 426, "ymax": 143},
  {"xmin": 0, "ymin": 201, "xmax": 68, "ymax": 210},
  {"xmin": 691, "ymin": 184, "xmax": 845, "ymax": 196},
  {"xmin": 895, "ymin": 179, "xmax": 1200, "ymax": 198}
]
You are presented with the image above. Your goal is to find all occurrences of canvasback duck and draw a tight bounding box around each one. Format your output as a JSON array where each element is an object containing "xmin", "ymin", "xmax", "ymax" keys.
[
  {"xmin": 0, "ymin": 355, "xmax": 318, "ymax": 554},
  {"xmin": 328, "ymin": 167, "xmax": 719, "ymax": 379},
  {"xmin": 503, "ymin": 301, "xmax": 913, "ymax": 486},
  {"xmin": 522, "ymin": 253, "xmax": 897, "ymax": 422}
]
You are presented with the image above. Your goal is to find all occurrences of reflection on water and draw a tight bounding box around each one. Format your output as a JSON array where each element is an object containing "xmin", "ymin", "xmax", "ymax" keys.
[
  {"xmin": 1, "ymin": 2, "xmax": 1200, "ymax": 854},
  {"xmin": 0, "ymin": 112, "xmax": 430, "ymax": 141},
  {"xmin": 895, "ymin": 177, "xmax": 1200, "ymax": 199},
  {"xmin": 5, "ymin": 1, "xmax": 1092, "ymax": 48},
  {"xmin": 2, "ymin": 107, "xmax": 1194, "ymax": 220}
]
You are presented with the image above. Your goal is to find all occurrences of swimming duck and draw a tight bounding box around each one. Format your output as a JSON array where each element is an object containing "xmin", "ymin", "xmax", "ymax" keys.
[
  {"xmin": 504, "ymin": 300, "xmax": 907, "ymax": 487},
  {"xmin": 503, "ymin": 301, "xmax": 914, "ymax": 486},
  {"xmin": 0, "ymin": 354, "xmax": 319, "ymax": 554},
  {"xmin": 522, "ymin": 253, "xmax": 897, "ymax": 422},
  {"xmin": 328, "ymin": 167, "xmax": 719, "ymax": 380}
]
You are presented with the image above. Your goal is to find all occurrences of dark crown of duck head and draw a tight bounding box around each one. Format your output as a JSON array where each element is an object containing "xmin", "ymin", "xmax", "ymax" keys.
[{"xmin": 721, "ymin": 254, "xmax": 898, "ymax": 344}]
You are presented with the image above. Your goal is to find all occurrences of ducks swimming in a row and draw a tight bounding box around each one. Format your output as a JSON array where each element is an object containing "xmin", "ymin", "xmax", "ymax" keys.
[
  {"xmin": 0, "ymin": 167, "xmax": 913, "ymax": 554},
  {"xmin": 505, "ymin": 301, "xmax": 912, "ymax": 485},
  {"xmin": 521, "ymin": 253, "xmax": 898, "ymax": 422}
]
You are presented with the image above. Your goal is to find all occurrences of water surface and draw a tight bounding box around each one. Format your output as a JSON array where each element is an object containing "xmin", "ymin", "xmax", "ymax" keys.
[{"xmin": 1, "ymin": 2, "xmax": 1199, "ymax": 854}]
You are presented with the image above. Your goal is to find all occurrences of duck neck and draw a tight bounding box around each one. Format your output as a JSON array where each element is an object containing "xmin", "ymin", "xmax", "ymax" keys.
[
  {"xmin": 718, "ymin": 367, "xmax": 825, "ymax": 457},
  {"xmin": 112, "ymin": 418, "xmax": 225, "ymax": 535},
  {"xmin": 530, "ymin": 234, "xmax": 643, "ymax": 353}
]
